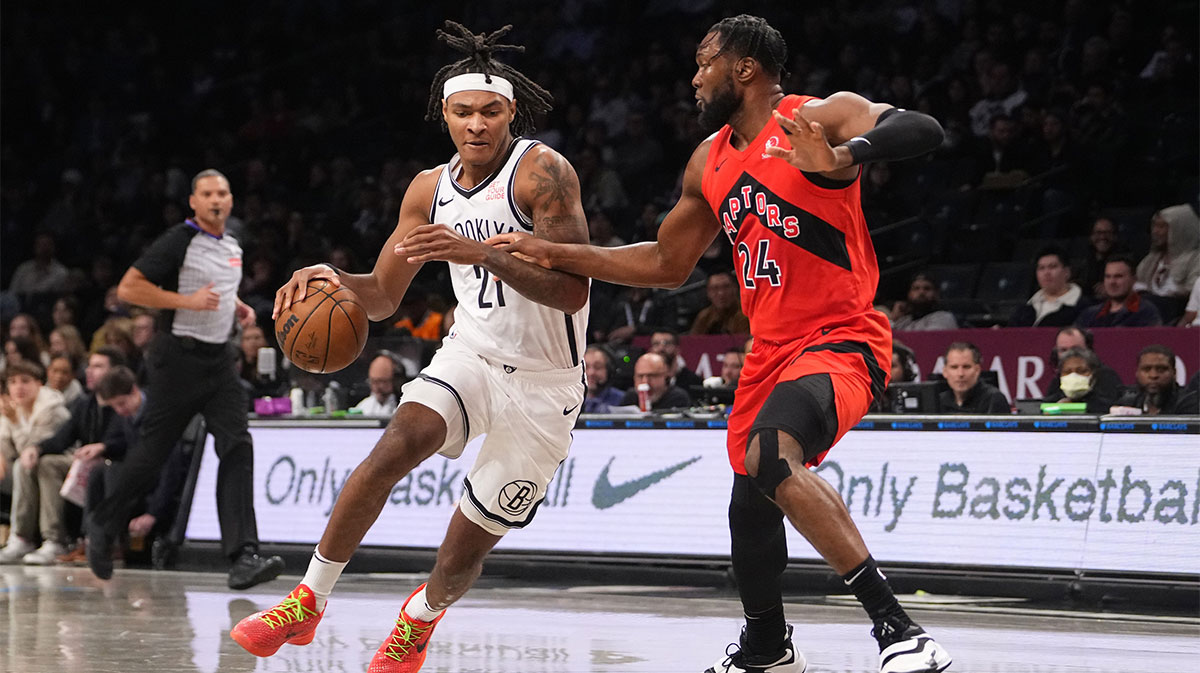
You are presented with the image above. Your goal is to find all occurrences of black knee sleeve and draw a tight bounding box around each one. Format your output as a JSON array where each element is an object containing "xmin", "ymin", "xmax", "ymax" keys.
[
  {"xmin": 729, "ymin": 474, "xmax": 788, "ymax": 614},
  {"xmin": 748, "ymin": 427, "xmax": 792, "ymax": 499}
]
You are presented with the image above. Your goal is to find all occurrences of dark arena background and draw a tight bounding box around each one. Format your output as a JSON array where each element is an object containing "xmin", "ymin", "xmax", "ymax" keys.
[{"xmin": 1, "ymin": 2, "xmax": 1197, "ymax": 672}]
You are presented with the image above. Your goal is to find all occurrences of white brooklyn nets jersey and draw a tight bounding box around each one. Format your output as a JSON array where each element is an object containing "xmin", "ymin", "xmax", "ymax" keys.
[{"xmin": 430, "ymin": 137, "xmax": 589, "ymax": 371}]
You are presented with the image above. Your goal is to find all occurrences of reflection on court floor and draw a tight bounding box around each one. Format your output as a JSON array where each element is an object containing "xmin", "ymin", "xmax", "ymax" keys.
[{"xmin": 1, "ymin": 567, "xmax": 1196, "ymax": 673}]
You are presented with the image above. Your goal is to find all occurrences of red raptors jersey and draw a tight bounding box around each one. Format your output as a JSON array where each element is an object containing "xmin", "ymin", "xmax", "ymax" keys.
[{"xmin": 701, "ymin": 94, "xmax": 890, "ymax": 351}]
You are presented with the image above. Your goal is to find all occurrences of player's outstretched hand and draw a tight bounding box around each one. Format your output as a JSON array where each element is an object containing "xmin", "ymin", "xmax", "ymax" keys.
[
  {"xmin": 396, "ymin": 224, "xmax": 486, "ymax": 266},
  {"xmin": 766, "ymin": 108, "xmax": 847, "ymax": 173},
  {"xmin": 485, "ymin": 231, "xmax": 553, "ymax": 269},
  {"xmin": 273, "ymin": 264, "xmax": 340, "ymax": 320}
]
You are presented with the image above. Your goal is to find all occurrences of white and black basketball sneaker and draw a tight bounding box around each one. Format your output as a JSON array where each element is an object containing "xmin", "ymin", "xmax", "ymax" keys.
[
  {"xmin": 873, "ymin": 617, "xmax": 952, "ymax": 673},
  {"xmin": 705, "ymin": 624, "xmax": 807, "ymax": 673}
]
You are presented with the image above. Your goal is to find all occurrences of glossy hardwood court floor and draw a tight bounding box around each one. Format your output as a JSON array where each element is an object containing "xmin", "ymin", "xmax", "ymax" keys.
[{"xmin": 1, "ymin": 566, "xmax": 1196, "ymax": 672}]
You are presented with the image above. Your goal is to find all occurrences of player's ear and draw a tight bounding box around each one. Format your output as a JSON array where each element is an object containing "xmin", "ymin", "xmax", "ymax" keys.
[
  {"xmin": 441, "ymin": 99, "xmax": 449, "ymax": 123},
  {"xmin": 508, "ymin": 98, "xmax": 517, "ymax": 121},
  {"xmin": 735, "ymin": 57, "xmax": 756, "ymax": 82}
]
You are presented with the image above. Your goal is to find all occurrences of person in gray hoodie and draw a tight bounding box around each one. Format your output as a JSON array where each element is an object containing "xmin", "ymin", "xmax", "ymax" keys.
[{"xmin": 1135, "ymin": 203, "xmax": 1200, "ymax": 322}]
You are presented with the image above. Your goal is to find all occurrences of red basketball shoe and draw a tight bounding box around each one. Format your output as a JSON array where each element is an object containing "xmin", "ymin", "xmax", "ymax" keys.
[
  {"xmin": 230, "ymin": 584, "xmax": 324, "ymax": 657},
  {"xmin": 367, "ymin": 584, "xmax": 445, "ymax": 673}
]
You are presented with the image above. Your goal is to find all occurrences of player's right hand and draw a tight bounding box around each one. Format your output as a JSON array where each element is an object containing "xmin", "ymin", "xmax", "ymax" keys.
[
  {"xmin": 185, "ymin": 283, "xmax": 221, "ymax": 311},
  {"xmin": 485, "ymin": 232, "xmax": 554, "ymax": 269},
  {"xmin": 273, "ymin": 264, "xmax": 341, "ymax": 319}
]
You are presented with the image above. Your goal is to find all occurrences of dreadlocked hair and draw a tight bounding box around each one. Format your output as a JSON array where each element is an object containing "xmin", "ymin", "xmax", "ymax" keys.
[
  {"xmin": 708, "ymin": 14, "xmax": 788, "ymax": 79},
  {"xmin": 426, "ymin": 21, "xmax": 553, "ymax": 137}
]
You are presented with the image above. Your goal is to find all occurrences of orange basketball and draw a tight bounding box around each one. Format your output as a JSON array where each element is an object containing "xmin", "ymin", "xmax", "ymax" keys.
[{"xmin": 274, "ymin": 279, "xmax": 369, "ymax": 374}]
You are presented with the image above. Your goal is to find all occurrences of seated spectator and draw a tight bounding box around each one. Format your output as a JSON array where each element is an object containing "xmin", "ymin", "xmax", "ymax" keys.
[
  {"xmin": 48, "ymin": 325, "xmax": 88, "ymax": 370},
  {"xmin": 390, "ymin": 287, "xmax": 443, "ymax": 342},
  {"xmin": 90, "ymin": 366, "xmax": 193, "ymax": 568},
  {"xmin": 2, "ymin": 336, "xmax": 45, "ymax": 371},
  {"xmin": 237, "ymin": 324, "xmax": 286, "ymax": 401},
  {"xmin": 704, "ymin": 347, "xmax": 746, "ymax": 389},
  {"xmin": 32, "ymin": 347, "xmax": 126, "ymax": 561},
  {"xmin": 1043, "ymin": 326, "xmax": 1124, "ymax": 402},
  {"xmin": 1113, "ymin": 345, "xmax": 1199, "ymax": 415},
  {"xmin": 1078, "ymin": 217, "xmax": 1126, "ymax": 299},
  {"xmin": 7, "ymin": 233, "xmax": 71, "ymax": 299},
  {"xmin": 582, "ymin": 346, "xmax": 625, "ymax": 413},
  {"xmin": 1179, "ymin": 277, "xmax": 1200, "ymax": 326},
  {"xmin": 1076, "ymin": 256, "xmax": 1163, "ymax": 327},
  {"xmin": 620, "ymin": 353, "xmax": 690, "ymax": 411},
  {"xmin": 0, "ymin": 359, "xmax": 72, "ymax": 564},
  {"xmin": 1009, "ymin": 247, "xmax": 1086, "ymax": 327},
  {"xmin": 598, "ymin": 286, "xmax": 672, "ymax": 344},
  {"xmin": 891, "ymin": 339, "xmax": 919, "ymax": 384},
  {"xmin": 892, "ymin": 272, "xmax": 959, "ymax": 331},
  {"xmin": 936, "ymin": 342, "xmax": 1010, "ymax": 414},
  {"xmin": 690, "ymin": 272, "xmax": 750, "ymax": 335},
  {"xmin": 7, "ymin": 314, "xmax": 50, "ymax": 366},
  {"xmin": 1045, "ymin": 347, "xmax": 1116, "ymax": 414},
  {"xmin": 1135, "ymin": 204, "xmax": 1200, "ymax": 323},
  {"xmin": 351, "ymin": 354, "xmax": 401, "ymax": 417},
  {"xmin": 648, "ymin": 329, "xmax": 702, "ymax": 391},
  {"xmin": 587, "ymin": 209, "xmax": 626, "ymax": 248},
  {"xmin": 51, "ymin": 296, "xmax": 80, "ymax": 331},
  {"xmin": 46, "ymin": 355, "xmax": 83, "ymax": 405}
]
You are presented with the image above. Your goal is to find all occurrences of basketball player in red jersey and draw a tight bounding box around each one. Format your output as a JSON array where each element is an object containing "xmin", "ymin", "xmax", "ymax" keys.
[{"xmin": 491, "ymin": 15, "xmax": 951, "ymax": 673}]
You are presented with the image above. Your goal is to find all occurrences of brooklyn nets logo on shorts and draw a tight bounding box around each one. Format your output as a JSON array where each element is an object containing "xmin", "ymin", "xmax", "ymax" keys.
[{"xmin": 498, "ymin": 480, "xmax": 538, "ymax": 516}]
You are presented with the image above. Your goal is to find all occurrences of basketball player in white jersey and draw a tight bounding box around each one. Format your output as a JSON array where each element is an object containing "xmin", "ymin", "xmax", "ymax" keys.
[{"xmin": 231, "ymin": 23, "xmax": 589, "ymax": 672}]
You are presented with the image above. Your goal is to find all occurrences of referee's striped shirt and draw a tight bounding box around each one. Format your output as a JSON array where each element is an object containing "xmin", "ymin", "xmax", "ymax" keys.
[{"xmin": 133, "ymin": 219, "xmax": 243, "ymax": 345}]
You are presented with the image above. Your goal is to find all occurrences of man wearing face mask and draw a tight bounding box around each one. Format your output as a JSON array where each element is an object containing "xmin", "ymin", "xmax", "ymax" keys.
[
  {"xmin": 1113, "ymin": 345, "xmax": 1199, "ymax": 415},
  {"xmin": 1046, "ymin": 347, "xmax": 1116, "ymax": 413}
]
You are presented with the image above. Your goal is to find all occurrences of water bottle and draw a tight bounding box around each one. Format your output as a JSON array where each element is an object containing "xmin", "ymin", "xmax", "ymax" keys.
[
  {"xmin": 322, "ymin": 385, "xmax": 338, "ymax": 413},
  {"xmin": 637, "ymin": 383, "xmax": 651, "ymax": 413},
  {"xmin": 289, "ymin": 387, "xmax": 305, "ymax": 415},
  {"xmin": 257, "ymin": 347, "xmax": 277, "ymax": 381}
]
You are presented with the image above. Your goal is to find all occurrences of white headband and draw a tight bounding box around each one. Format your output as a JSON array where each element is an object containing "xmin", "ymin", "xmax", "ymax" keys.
[{"xmin": 443, "ymin": 73, "xmax": 514, "ymax": 101}]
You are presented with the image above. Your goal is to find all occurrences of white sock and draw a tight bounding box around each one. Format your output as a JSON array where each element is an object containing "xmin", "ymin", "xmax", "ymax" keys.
[
  {"xmin": 402, "ymin": 585, "xmax": 444, "ymax": 623},
  {"xmin": 300, "ymin": 546, "xmax": 347, "ymax": 611}
]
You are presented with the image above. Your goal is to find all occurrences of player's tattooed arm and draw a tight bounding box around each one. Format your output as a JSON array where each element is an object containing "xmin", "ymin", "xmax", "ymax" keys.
[{"xmin": 479, "ymin": 146, "xmax": 590, "ymax": 313}]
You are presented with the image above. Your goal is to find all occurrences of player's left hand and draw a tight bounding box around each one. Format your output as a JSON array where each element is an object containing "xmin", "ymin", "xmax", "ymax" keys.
[
  {"xmin": 766, "ymin": 109, "xmax": 849, "ymax": 173},
  {"xmin": 485, "ymin": 231, "xmax": 552, "ymax": 268},
  {"xmin": 396, "ymin": 224, "xmax": 487, "ymax": 266}
]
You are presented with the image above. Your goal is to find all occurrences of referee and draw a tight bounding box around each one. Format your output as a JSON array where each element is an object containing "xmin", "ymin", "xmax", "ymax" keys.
[{"xmin": 87, "ymin": 169, "xmax": 284, "ymax": 589}]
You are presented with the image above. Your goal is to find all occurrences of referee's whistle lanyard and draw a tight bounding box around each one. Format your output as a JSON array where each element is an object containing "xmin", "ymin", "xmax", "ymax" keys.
[{"xmin": 185, "ymin": 218, "xmax": 223, "ymax": 239}]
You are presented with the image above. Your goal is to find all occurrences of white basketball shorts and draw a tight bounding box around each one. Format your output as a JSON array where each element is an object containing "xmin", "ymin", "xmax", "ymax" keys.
[{"xmin": 397, "ymin": 337, "xmax": 585, "ymax": 536}]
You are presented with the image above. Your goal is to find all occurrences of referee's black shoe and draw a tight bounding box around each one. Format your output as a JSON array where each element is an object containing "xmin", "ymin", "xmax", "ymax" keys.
[
  {"xmin": 85, "ymin": 519, "xmax": 115, "ymax": 580},
  {"xmin": 228, "ymin": 546, "xmax": 285, "ymax": 590}
]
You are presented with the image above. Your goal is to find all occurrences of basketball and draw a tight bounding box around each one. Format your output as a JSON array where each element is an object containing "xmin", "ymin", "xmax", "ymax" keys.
[{"xmin": 274, "ymin": 279, "xmax": 369, "ymax": 374}]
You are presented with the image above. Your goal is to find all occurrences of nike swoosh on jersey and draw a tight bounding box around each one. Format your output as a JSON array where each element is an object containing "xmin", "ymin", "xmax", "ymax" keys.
[
  {"xmin": 715, "ymin": 159, "xmax": 728, "ymax": 172},
  {"xmin": 437, "ymin": 196, "xmax": 453, "ymax": 206},
  {"xmin": 562, "ymin": 404, "xmax": 580, "ymax": 416},
  {"xmin": 591, "ymin": 456, "xmax": 702, "ymax": 510}
]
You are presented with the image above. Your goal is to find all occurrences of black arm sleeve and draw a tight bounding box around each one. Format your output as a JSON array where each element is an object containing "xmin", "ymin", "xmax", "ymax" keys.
[{"xmin": 842, "ymin": 108, "xmax": 945, "ymax": 165}]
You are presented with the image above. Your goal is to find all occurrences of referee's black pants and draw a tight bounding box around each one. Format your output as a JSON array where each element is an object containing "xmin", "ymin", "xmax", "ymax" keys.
[{"xmin": 91, "ymin": 335, "xmax": 258, "ymax": 561}]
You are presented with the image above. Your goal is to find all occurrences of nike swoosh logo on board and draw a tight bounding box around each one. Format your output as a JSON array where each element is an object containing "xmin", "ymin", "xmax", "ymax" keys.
[{"xmin": 591, "ymin": 456, "xmax": 701, "ymax": 509}]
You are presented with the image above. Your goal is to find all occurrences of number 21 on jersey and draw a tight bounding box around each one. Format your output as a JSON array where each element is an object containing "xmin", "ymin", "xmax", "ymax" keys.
[
  {"xmin": 473, "ymin": 265, "xmax": 507, "ymax": 309},
  {"xmin": 737, "ymin": 239, "xmax": 781, "ymax": 289}
]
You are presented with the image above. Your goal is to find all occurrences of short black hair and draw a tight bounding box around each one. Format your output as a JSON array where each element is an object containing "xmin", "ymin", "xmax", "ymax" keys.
[
  {"xmin": 1138, "ymin": 344, "xmax": 1176, "ymax": 367},
  {"xmin": 708, "ymin": 14, "xmax": 788, "ymax": 78},
  {"xmin": 93, "ymin": 345, "xmax": 129, "ymax": 368},
  {"xmin": 95, "ymin": 365, "xmax": 137, "ymax": 400},
  {"xmin": 1057, "ymin": 347, "xmax": 1101, "ymax": 374},
  {"xmin": 425, "ymin": 21, "xmax": 553, "ymax": 137},
  {"xmin": 191, "ymin": 169, "xmax": 229, "ymax": 193},
  {"xmin": 1105, "ymin": 254, "xmax": 1137, "ymax": 274},
  {"xmin": 945, "ymin": 341, "xmax": 982, "ymax": 365},
  {"xmin": 1035, "ymin": 245, "xmax": 1071, "ymax": 269}
]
